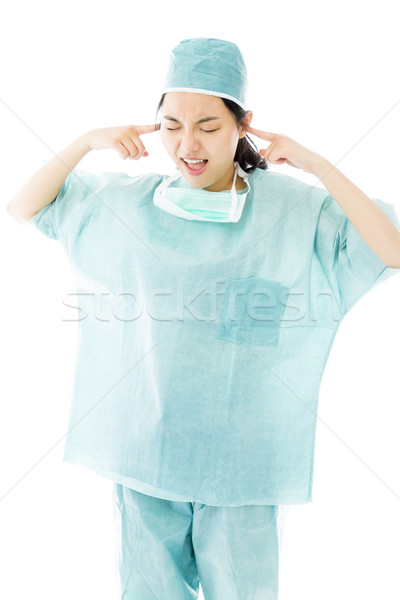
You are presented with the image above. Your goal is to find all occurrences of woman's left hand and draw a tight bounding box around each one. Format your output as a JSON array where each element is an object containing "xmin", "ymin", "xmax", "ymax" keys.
[{"xmin": 244, "ymin": 125, "xmax": 324, "ymax": 175}]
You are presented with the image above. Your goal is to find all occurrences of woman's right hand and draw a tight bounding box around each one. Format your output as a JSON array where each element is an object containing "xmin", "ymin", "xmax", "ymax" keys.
[{"xmin": 84, "ymin": 124, "xmax": 161, "ymax": 160}]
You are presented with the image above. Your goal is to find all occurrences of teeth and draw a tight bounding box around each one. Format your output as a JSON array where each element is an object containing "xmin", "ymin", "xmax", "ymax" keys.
[{"xmin": 184, "ymin": 159, "xmax": 204, "ymax": 164}]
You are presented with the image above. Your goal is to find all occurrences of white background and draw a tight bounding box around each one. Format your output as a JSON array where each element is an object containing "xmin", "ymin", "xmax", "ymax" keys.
[{"xmin": 1, "ymin": 1, "xmax": 400, "ymax": 598}]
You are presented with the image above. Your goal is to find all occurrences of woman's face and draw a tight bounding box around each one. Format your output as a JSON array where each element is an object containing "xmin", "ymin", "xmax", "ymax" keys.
[{"xmin": 160, "ymin": 92, "xmax": 251, "ymax": 192}]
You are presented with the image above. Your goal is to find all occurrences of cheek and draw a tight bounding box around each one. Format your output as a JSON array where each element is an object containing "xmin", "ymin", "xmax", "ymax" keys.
[
  {"xmin": 161, "ymin": 133, "xmax": 175, "ymax": 153},
  {"xmin": 160, "ymin": 130, "xmax": 168, "ymax": 146},
  {"xmin": 215, "ymin": 130, "xmax": 238, "ymax": 154},
  {"xmin": 228, "ymin": 128, "xmax": 240, "ymax": 146}
]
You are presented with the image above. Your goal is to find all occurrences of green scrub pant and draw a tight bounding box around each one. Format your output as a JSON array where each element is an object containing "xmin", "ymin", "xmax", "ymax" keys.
[{"xmin": 113, "ymin": 483, "xmax": 288, "ymax": 600}]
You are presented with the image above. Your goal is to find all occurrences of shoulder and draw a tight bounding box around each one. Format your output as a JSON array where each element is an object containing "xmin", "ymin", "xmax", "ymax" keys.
[
  {"xmin": 77, "ymin": 170, "xmax": 170, "ymax": 217},
  {"xmin": 251, "ymin": 167, "xmax": 328, "ymax": 213},
  {"xmin": 93, "ymin": 169, "xmax": 167, "ymax": 190},
  {"xmin": 253, "ymin": 167, "xmax": 323, "ymax": 195},
  {"xmin": 79, "ymin": 169, "xmax": 168, "ymax": 206}
]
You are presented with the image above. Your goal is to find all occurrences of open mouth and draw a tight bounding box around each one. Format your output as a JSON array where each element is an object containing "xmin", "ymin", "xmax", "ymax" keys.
[{"xmin": 181, "ymin": 158, "xmax": 208, "ymax": 175}]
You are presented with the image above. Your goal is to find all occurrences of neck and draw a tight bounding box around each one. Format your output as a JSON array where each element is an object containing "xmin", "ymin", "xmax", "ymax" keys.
[{"xmin": 204, "ymin": 163, "xmax": 246, "ymax": 192}]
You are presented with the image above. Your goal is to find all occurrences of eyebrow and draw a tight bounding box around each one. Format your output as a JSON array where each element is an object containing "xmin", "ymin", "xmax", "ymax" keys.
[{"xmin": 162, "ymin": 115, "xmax": 220, "ymax": 124}]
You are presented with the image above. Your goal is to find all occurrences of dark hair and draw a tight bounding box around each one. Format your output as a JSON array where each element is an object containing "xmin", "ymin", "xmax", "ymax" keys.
[{"xmin": 155, "ymin": 93, "xmax": 269, "ymax": 174}]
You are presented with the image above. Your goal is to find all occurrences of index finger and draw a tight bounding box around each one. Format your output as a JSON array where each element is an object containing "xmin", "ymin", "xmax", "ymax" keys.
[
  {"xmin": 245, "ymin": 125, "xmax": 277, "ymax": 141},
  {"xmin": 136, "ymin": 123, "xmax": 161, "ymax": 135}
]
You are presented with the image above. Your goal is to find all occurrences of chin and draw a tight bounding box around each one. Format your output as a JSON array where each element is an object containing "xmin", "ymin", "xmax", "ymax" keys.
[{"xmin": 185, "ymin": 177, "xmax": 206, "ymax": 188}]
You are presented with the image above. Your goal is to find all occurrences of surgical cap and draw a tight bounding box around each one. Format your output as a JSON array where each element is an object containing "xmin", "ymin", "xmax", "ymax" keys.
[{"xmin": 161, "ymin": 37, "xmax": 248, "ymax": 110}]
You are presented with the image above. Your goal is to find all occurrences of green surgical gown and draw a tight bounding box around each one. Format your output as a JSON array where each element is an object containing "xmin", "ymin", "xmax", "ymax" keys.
[{"xmin": 28, "ymin": 163, "xmax": 400, "ymax": 506}]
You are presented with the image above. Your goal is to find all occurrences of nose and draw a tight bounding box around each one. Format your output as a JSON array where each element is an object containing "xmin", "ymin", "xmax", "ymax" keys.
[{"xmin": 179, "ymin": 129, "xmax": 202, "ymax": 155}]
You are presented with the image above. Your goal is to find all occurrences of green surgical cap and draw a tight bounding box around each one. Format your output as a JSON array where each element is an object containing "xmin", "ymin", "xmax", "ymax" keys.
[{"xmin": 161, "ymin": 37, "xmax": 248, "ymax": 110}]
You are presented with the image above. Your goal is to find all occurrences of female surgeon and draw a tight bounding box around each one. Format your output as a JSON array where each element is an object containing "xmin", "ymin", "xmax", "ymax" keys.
[{"xmin": 7, "ymin": 37, "xmax": 400, "ymax": 600}]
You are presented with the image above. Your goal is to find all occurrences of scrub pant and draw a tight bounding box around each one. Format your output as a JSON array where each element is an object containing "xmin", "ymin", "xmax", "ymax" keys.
[{"xmin": 113, "ymin": 482, "xmax": 288, "ymax": 600}]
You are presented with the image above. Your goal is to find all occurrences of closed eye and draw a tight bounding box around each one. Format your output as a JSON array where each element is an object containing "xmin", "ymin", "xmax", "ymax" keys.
[{"xmin": 166, "ymin": 128, "xmax": 219, "ymax": 133}]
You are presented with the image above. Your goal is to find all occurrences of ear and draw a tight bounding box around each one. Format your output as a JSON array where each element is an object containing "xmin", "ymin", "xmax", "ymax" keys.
[{"xmin": 239, "ymin": 110, "xmax": 253, "ymax": 139}]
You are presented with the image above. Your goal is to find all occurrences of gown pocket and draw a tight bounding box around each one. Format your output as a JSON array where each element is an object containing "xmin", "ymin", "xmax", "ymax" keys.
[{"xmin": 215, "ymin": 275, "xmax": 292, "ymax": 347}]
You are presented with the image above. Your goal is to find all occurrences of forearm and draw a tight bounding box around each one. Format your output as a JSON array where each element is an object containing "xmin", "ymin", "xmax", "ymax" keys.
[
  {"xmin": 312, "ymin": 157, "xmax": 400, "ymax": 268},
  {"xmin": 6, "ymin": 132, "xmax": 92, "ymax": 224}
]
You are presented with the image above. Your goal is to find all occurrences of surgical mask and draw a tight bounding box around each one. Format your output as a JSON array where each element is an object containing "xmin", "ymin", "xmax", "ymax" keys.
[{"xmin": 153, "ymin": 161, "xmax": 251, "ymax": 222}]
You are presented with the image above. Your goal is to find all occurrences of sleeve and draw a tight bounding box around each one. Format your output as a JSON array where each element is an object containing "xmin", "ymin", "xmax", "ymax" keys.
[
  {"xmin": 314, "ymin": 194, "xmax": 400, "ymax": 315},
  {"xmin": 27, "ymin": 161, "xmax": 102, "ymax": 247}
]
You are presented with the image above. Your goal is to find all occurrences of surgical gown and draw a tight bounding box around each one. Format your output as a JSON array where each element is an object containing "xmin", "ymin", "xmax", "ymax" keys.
[{"xmin": 28, "ymin": 163, "xmax": 400, "ymax": 506}]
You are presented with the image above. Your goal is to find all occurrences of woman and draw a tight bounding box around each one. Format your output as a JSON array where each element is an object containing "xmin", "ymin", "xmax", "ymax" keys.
[{"xmin": 7, "ymin": 37, "xmax": 400, "ymax": 600}]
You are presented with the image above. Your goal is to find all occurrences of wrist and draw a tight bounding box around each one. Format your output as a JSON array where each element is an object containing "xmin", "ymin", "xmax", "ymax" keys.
[
  {"xmin": 79, "ymin": 131, "xmax": 94, "ymax": 153},
  {"xmin": 310, "ymin": 155, "xmax": 335, "ymax": 180}
]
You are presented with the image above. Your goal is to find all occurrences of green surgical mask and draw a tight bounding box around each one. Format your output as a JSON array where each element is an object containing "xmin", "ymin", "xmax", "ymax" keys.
[{"xmin": 153, "ymin": 161, "xmax": 251, "ymax": 222}]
